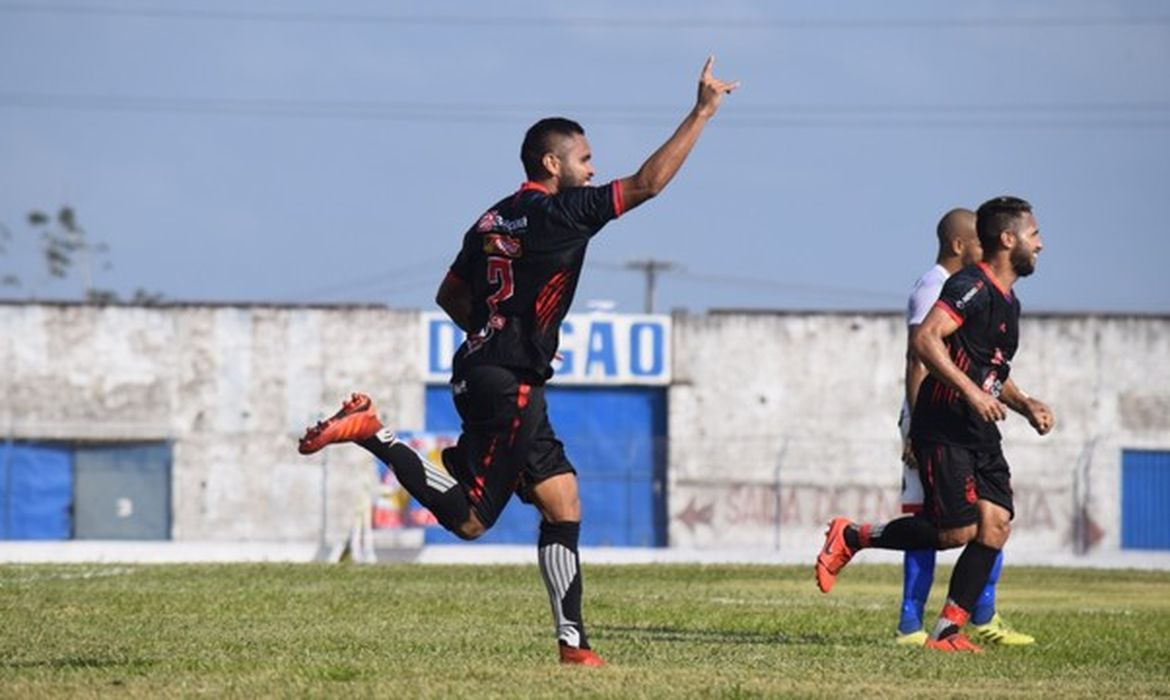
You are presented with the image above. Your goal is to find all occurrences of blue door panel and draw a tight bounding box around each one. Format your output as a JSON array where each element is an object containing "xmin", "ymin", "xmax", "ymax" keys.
[
  {"xmin": 73, "ymin": 443, "xmax": 172, "ymax": 540},
  {"xmin": 0, "ymin": 442, "xmax": 73, "ymax": 540},
  {"xmin": 419, "ymin": 385, "xmax": 666, "ymax": 547},
  {"xmin": 1122, "ymin": 449, "xmax": 1170, "ymax": 550}
]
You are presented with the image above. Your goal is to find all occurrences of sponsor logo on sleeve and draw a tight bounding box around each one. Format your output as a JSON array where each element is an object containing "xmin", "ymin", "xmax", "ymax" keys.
[{"xmin": 954, "ymin": 280, "xmax": 984, "ymax": 310}]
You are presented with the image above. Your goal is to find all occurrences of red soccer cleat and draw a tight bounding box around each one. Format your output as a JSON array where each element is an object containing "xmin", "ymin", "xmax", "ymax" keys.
[
  {"xmin": 816, "ymin": 517, "xmax": 856, "ymax": 593},
  {"xmin": 925, "ymin": 632, "xmax": 984, "ymax": 653},
  {"xmin": 298, "ymin": 393, "xmax": 383, "ymax": 455},
  {"xmin": 559, "ymin": 645, "xmax": 606, "ymax": 667}
]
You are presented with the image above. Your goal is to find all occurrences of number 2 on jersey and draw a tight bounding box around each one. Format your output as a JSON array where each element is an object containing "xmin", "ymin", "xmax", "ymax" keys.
[{"xmin": 485, "ymin": 256, "xmax": 514, "ymax": 327}]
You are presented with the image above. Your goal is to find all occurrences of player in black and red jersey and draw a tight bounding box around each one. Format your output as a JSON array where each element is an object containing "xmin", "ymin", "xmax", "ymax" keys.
[
  {"xmin": 299, "ymin": 57, "xmax": 738, "ymax": 666},
  {"xmin": 816, "ymin": 196, "xmax": 1054, "ymax": 652}
]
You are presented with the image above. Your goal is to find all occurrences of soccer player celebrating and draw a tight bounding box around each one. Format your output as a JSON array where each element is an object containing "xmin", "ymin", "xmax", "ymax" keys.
[
  {"xmin": 299, "ymin": 57, "xmax": 738, "ymax": 666},
  {"xmin": 817, "ymin": 196, "xmax": 1053, "ymax": 652},
  {"xmin": 894, "ymin": 208, "xmax": 1034, "ymax": 646}
]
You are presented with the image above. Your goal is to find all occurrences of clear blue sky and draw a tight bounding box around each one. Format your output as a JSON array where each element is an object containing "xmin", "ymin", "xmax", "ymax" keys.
[{"xmin": 2, "ymin": 1, "xmax": 1168, "ymax": 313}]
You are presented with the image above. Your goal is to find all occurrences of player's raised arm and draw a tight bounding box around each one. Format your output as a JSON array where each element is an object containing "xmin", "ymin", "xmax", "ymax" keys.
[
  {"xmin": 617, "ymin": 56, "xmax": 740, "ymax": 213},
  {"xmin": 912, "ymin": 305, "xmax": 1007, "ymax": 423}
]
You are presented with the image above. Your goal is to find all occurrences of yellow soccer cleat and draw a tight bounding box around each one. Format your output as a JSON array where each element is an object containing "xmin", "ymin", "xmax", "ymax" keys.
[
  {"xmin": 895, "ymin": 630, "xmax": 928, "ymax": 646},
  {"xmin": 970, "ymin": 613, "xmax": 1035, "ymax": 646}
]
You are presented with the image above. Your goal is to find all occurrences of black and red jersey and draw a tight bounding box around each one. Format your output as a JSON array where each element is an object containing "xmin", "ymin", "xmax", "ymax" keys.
[
  {"xmin": 911, "ymin": 262, "xmax": 1021, "ymax": 447},
  {"xmin": 447, "ymin": 180, "xmax": 624, "ymax": 382}
]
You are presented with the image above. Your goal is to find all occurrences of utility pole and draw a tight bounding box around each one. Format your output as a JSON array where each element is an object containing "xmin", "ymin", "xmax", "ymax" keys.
[{"xmin": 624, "ymin": 259, "xmax": 678, "ymax": 313}]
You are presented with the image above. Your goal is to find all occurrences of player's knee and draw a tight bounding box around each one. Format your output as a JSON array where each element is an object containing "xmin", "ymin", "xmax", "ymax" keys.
[
  {"xmin": 530, "ymin": 473, "xmax": 582, "ymax": 522},
  {"xmin": 454, "ymin": 519, "xmax": 486, "ymax": 541},
  {"xmin": 978, "ymin": 517, "xmax": 1011, "ymax": 548},
  {"xmin": 448, "ymin": 510, "xmax": 488, "ymax": 541},
  {"xmin": 540, "ymin": 498, "xmax": 580, "ymax": 523}
]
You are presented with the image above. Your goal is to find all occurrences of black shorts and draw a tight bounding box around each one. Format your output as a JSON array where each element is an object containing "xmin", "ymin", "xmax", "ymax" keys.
[
  {"xmin": 912, "ymin": 441, "xmax": 1014, "ymax": 529},
  {"xmin": 447, "ymin": 365, "xmax": 575, "ymax": 529}
]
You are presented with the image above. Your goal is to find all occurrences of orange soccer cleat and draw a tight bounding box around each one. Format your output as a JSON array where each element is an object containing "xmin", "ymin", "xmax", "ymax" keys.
[
  {"xmin": 925, "ymin": 632, "xmax": 984, "ymax": 653},
  {"xmin": 297, "ymin": 393, "xmax": 383, "ymax": 455},
  {"xmin": 815, "ymin": 517, "xmax": 856, "ymax": 593},
  {"xmin": 559, "ymin": 645, "xmax": 606, "ymax": 667}
]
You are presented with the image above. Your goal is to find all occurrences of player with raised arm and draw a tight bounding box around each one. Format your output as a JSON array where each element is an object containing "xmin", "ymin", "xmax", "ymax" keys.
[
  {"xmin": 298, "ymin": 57, "xmax": 738, "ymax": 666},
  {"xmin": 817, "ymin": 196, "xmax": 1053, "ymax": 652}
]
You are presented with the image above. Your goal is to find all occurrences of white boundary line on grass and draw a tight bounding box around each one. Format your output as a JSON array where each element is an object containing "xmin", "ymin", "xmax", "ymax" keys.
[{"xmin": 3, "ymin": 541, "xmax": 1169, "ymax": 570}]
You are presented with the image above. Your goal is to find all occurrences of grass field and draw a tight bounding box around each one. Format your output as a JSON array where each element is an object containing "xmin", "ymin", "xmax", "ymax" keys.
[{"xmin": 2, "ymin": 562, "xmax": 1169, "ymax": 698}]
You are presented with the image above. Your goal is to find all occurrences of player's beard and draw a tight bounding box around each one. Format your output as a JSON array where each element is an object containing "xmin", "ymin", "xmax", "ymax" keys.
[
  {"xmin": 563, "ymin": 170, "xmax": 590, "ymax": 188},
  {"xmin": 1011, "ymin": 245, "xmax": 1037, "ymax": 277}
]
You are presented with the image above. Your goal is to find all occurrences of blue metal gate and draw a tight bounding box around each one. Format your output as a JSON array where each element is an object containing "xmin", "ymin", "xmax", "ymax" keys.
[
  {"xmin": 0, "ymin": 442, "xmax": 73, "ymax": 540},
  {"xmin": 418, "ymin": 385, "xmax": 667, "ymax": 547},
  {"xmin": 73, "ymin": 443, "xmax": 172, "ymax": 540},
  {"xmin": 1122, "ymin": 449, "xmax": 1170, "ymax": 550}
]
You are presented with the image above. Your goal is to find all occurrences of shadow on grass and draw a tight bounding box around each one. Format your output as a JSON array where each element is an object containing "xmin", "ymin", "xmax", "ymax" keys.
[
  {"xmin": 595, "ymin": 624, "xmax": 866, "ymax": 647},
  {"xmin": 307, "ymin": 665, "xmax": 364, "ymax": 682},
  {"xmin": 1, "ymin": 657, "xmax": 155, "ymax": 671}
]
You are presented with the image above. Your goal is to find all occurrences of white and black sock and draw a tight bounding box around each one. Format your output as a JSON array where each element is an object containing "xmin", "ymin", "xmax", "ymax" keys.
[
  {"xmin": 358, "ymin": 429, "xmax": 472, "ymax": 534},
  {"xmin": 538, "ymin": 520, "xmax": 589, "ymax": 650}
]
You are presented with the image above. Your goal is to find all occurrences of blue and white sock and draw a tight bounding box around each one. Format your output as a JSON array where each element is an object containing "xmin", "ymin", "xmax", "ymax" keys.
[
  {"xmin": 971, "ymin": 549, "xmax": 1004, "ymax": 625},
  {"xmin": 899, "ymin": 549, "xmax": 937, "ymax": 634}
]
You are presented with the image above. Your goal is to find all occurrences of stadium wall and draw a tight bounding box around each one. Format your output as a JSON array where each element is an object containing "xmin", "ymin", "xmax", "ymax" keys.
[
  {"xmin": 2, "ymin": 303, "xmax": 1167, "ymax": 558},
  {"xmin": 0, "ymin": 303, "xmax": 424, "ymax": 544},
  {"xmin": 668, "ymin": 311, "xmax": 1170, "ymax": 557}
]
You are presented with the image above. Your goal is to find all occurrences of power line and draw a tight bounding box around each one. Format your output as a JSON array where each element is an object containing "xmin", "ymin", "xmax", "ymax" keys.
[
  {"xmin": 623, "ymin": 259, "xmax": 678, "ymax": 313},
  {"xmin": 590, "ymin": 260, "xmax": 904, "ymax": 303},
  {"xmin": 2, "ymin": 3, "xmax": 1168, "ymax": 29},
  {"xmin": 5, "ymin": 92, "xmax": 1169, "ymax": 116},
  {"xmin": 673, "ymin": 269, "xmax": 905, "ymax": 302},
  {"xmin": 3, "ymin": 92, "xmax": 1169, "ymax": 129},
  {"xmin": 0, "ymin": 93, "xmax": 524, "ymax": 123}
]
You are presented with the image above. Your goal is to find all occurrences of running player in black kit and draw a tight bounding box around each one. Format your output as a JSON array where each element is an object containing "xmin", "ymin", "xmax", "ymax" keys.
[
  {"xmin": 815, "ymin": 196, "xmax": 1054, "ymax": 652},
  {"xmin": 298, "ymin": 57, "xmax": 738, "ymax": 666}
]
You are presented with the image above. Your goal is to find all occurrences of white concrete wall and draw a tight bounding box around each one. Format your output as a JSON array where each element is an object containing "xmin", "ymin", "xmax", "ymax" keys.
[
  {"xmin": 3, "ymin": 303, "xmax": 1167, "ymax": 558},
  {"xmin": 0, "ymin": 303, "xmax": 423, "ymax": 543},
  {"xmin": 667, "ymin": 311, "xmax": 1170, "ymax": 557}
]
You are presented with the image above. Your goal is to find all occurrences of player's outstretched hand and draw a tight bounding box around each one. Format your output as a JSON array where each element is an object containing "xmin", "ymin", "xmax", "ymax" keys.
[
  {"xmin": 696, "ymin": 55, "xmax": 740, "ymax": 118},
  {"xmin": 1023, "ymin": 397, "xmax": 1055, "ymax": 435}
]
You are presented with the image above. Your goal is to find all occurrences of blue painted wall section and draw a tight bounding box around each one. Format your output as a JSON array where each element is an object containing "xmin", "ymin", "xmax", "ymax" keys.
[
  {"xmin": 418, "ymin": 384, "xmax": 667, "ymax": 547},
  {"xmin": 0, "ymin": 442, "xmax": 73, "ymax": 540},
  {"xmin": 73, "ymin": 443, "xmax": 172, "ymax": 540},
  {"xmin": 1122, "ymin": 449, "xmax": 1170, "ymax": 550}
]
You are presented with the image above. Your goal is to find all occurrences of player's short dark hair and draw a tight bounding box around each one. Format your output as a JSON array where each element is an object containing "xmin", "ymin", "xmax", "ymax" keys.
[
  {"xmin": 521, "ymin": 117, "xmax": 585, "ymax": 180},
  {"xmin": 976, "ymin": 196, "xmax": 1033, "ymax": 252}
]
